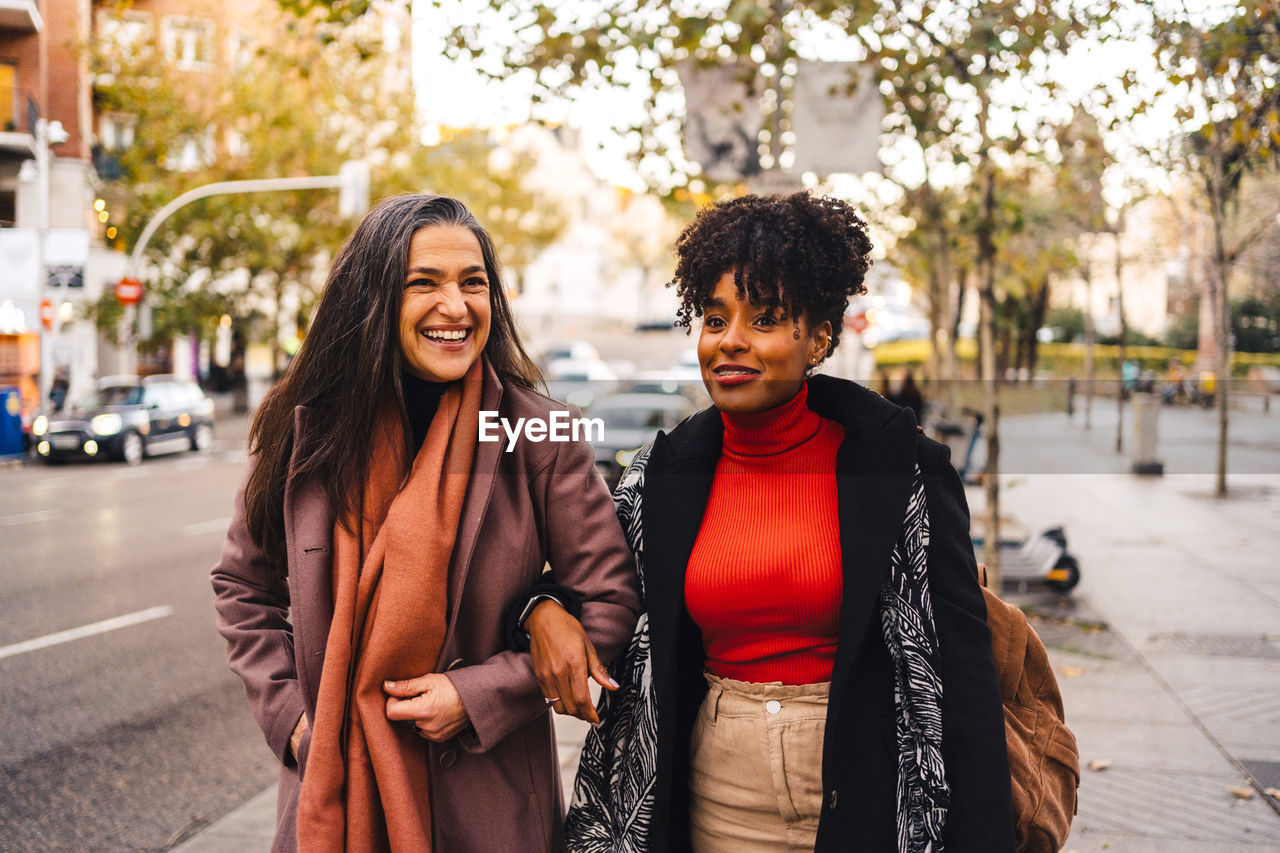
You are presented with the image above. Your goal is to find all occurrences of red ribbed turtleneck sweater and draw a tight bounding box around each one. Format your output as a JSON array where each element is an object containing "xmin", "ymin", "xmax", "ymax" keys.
[{"xmin": 685, "ymin": 382, "xmax": 844, "ymax": 685}]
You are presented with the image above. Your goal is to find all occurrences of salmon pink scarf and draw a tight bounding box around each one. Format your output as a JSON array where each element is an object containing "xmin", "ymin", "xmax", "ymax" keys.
[{"xmin": 298, "ymin": 359, "xmax": 482, "ymax": 851}]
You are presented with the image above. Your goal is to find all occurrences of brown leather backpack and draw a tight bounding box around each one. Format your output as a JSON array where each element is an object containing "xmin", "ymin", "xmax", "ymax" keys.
[{"xmin": 978, "ymin": 565, "xmax": 1081, "ymax": 852}]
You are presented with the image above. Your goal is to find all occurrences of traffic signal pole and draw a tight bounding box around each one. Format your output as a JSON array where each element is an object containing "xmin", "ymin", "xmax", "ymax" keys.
[{"xmin": 118, "ymin": 163, "xmax": 370, "ymax": 375}]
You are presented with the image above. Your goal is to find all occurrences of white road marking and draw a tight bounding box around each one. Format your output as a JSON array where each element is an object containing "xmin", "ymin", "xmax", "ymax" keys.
[
  {"xmin": 0, "ymin": 605, "xmax": 175, "ymax": 661},
  {"xmin": 0, "ymin": 509, "xmax": 61, "ymax": 527},
  {"xmin": 184, "ymin": 517, "xmax": 231, "ymax": 536}
]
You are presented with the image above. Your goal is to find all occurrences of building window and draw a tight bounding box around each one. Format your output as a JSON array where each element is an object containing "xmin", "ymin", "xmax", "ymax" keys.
[
  {"xmin": 98, "ymin": 114, "xmax": 136, "ymax": 151},
  {"xmin": 162, "ymin": 17, "xmax": 215, "ymax": 69},
  {"xmin": 0, "ymin": 189, "xmax": 15, "ymax": 227},
  {"xmin": 164, "ymin": 127, "xmax": 216, "ymax": 172},
  {"xmin": 226, "ymin": 127, "xmax": 248, "ymax": 159},
  {"xmin": 97, "ymin": 10, "xmax": 153, "ymax": 51},
  {"xmin": 228, "ymin": 31, "xmax": 255, "ymax": 70},
  {"xmin": 1, "ymin": 63, "xmax": 15, "ymax": 132}
]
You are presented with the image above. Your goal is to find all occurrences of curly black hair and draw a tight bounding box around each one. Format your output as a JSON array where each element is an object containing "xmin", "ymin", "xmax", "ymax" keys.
[{"xmin": 670, "ymin": 192, "xmax": 874, "ymax": 360}]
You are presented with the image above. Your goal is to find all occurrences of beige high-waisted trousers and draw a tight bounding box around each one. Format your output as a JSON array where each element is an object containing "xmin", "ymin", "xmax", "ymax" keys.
[{"xmin": 689, "ymin": 672, "xmax": 831, "ymax": 852}]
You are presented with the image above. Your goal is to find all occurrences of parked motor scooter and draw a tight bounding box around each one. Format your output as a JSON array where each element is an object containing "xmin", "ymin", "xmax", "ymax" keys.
[{"xmin": 970, "ymin": 525, "xmax": 1081, "ymax": 593}]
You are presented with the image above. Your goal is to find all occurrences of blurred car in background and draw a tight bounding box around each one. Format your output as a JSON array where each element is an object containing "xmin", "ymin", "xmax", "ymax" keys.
[
  {"xmin": 587, "ymin": 392, "xmax": 698, "ymax": 490},
  {"xmin": 535, "ymin": 340, "xmax": 601, "ymax": 369},
  {"xmin": 545, "ymin": 357, "xmax": 618, "ymax": 410},
  {"xmin": 623, "ymin": 347, "xmax": 709, "ymax": 407},
  {"xmin": 623, "ymin": 375, "xmax": 709, "ymax": 406},
  {"xmin": 31, "ymin": 374, "xmax": 214, "ymax": 466}
]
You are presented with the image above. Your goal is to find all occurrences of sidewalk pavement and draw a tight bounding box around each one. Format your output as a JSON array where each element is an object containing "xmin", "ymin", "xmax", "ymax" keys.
[
  {"xmin": 175, "ymin": 406, "xmax": 1280, "ymax": 851},
  {"xmin": 171, "ymin": 715, "xmax": 593, "ymax": 852},
  {"xmin": 984, "ymin": 405, "xmax": 1280, "ymax": 851}
]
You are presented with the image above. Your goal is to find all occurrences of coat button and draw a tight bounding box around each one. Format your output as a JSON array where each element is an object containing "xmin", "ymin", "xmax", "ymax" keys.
[
  {"xmin": 828, "ymin": 790, "xmax": 838, "ymax": 811},
  {"xmin": 765, "ymin": 700, "xmax": 781, "ymax": 715},
  {"xmin": 438, "ymin": 749, "xmax": 457, "ymax": 769}
]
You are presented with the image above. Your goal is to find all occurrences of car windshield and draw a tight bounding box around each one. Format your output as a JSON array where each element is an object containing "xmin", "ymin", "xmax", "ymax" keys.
[
  {"xmin": 87, "ymin": 386, "xmax": 143, "ymax": 408},
  {"xmin": 596, "ymin": 406, "xmax": 670, "ymax": 430}
]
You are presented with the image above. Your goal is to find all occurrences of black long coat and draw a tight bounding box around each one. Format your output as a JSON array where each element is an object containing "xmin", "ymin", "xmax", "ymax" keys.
[{"xmin": 639, "ymin": 374, "xmax": 1015, "ymax": 852}]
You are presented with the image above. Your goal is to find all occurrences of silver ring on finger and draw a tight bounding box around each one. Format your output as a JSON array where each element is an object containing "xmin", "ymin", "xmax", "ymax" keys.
[{"xmin": 545, "ymin": 696, "xmax": 559, "ymax": 705}]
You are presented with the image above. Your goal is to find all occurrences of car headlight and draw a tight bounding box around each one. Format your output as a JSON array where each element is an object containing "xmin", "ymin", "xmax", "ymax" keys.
[
  {"xmin": 91, "ymin": 413, "xmax": 123, "ymax": 436},
  {"xmin": 32, "ymin": 415, "xmax": 47, "ymax": 436},
  {"xmin": 615, "ymin": 448, "xmax": 639, "ymax": 468}
]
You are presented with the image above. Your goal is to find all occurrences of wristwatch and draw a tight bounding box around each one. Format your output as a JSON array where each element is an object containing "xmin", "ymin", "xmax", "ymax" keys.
[{"xmin": 517, "ymin": 593, "xmax": 566, "ymax": 639}]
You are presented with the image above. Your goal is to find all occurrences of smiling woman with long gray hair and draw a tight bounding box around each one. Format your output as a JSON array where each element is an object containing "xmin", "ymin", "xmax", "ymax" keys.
[{"xmin": 211, "ymin": 194, "xmax": 639, "ymax": 852}]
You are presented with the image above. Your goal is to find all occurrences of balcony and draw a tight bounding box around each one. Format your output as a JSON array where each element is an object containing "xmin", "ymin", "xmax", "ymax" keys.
[
  {"xmin": 0, "ymin": 88, "xmax": 36, "ymax": 157},
  {"xmin": 0, "ymin": 0, "xmax": 42, "ymax": 32}
]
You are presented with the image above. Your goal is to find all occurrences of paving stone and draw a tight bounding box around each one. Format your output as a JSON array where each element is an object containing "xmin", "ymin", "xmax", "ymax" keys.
[{"xmin": 1071, "ymin": 766, "xmax": 1280, "ymax": 845}]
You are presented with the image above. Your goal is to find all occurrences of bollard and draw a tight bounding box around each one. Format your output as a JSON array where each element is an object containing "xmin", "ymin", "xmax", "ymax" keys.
[
  {"xmin": 1131, "ymin": 391, "xmax": 1164, "ymax": 475},
  {"xmin": 1066, "ymin": 377, "xmax": 1075, "ymax": 416}
]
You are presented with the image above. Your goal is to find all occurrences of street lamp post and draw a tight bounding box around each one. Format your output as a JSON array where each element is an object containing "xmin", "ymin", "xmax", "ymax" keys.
[
  {"xmin": 119, "ymin": 162, "xmax": 370, "ymax": 375},
  {"xmin": 32, "ymin": 117, "xmax": 69, "ymax": 411}
]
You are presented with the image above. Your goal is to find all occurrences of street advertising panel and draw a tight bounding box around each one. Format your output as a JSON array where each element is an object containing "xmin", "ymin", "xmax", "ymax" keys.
[
  {"xmin": 791, "ymin": 61, "xmax": 883, "ymax": 177},
  {"xmin": 0, "ymin": 229, "xmax": 39, "ymax": 299},
  {"xmin": 678, "ymin": 60, "xmax": 763, "ymax": 183},
  {"xmin": 45, "ymin": 228, "xmax": 90, "ymax": 289}
]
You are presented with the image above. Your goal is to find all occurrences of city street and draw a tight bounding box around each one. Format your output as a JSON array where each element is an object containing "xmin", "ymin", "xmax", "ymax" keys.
[
  {"xmin": 2, "ymin": 354, "xmax": 1279, "ymax": 851},
  {"xmin": 0, "ymin": 421, "xmax": 277, "ymax": 851}
]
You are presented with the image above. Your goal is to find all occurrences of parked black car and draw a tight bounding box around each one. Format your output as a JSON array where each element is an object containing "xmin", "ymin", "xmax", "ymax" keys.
[
  {"xmin": 586, "ymin": 393, "xmax": 698, "ymax": 491},
  {"xmin": 31, "ymin": 374, "xmax": 214, "ymax": 466}
]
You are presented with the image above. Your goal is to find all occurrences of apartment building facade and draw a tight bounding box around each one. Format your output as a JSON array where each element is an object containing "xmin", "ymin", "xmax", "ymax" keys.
[{"xmin": 0, "ymin": 0, "xmax": 291, "ymax": 408}]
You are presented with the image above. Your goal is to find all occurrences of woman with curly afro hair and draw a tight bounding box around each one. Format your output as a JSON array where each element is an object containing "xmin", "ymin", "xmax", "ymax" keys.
[{"xmin": 517, "ymin": 193, "xmax": 1015, "ymax": 853}]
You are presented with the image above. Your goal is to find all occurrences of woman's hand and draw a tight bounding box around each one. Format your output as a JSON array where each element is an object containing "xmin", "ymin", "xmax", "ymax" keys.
[
  {"xmin": 525, "ymin": 599, "xmax": 620, "ymax": 725},
  {"xmin": 289, "ymin": 713, "xmax": 309, "ymax": 760},
  {"xmin": 384, "ymin": 673, "xmax": 471, "ymax": 742}
]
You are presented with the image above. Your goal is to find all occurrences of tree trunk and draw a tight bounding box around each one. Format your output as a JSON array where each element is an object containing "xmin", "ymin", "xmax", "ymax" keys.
[
  {"xmin": 998, "ymin": 296, "xmax": 1015, "ymax": 382},
  {"xmin": 271, "ymin": 274, "xmax": 285, "ymax": 381},
  {"xmin": 1114, "ymin": 228, "xmax": 1127, "ymax": 454},
  {"xmin": 1209, "ymin": 156, "xmax": 1231, "ymax": 498},
  {"xmin": 952, "ymin": 266, "xmax": 968, "ymax": 375},
  {"xmin": 1027, "ymin": 277, "xmax": 1051, "ymax": 378},
  {"xmin": 927, "ymin": 263, "xmax": 943, "ymax": 395},
  {"xmin": 1014, "ymin": 322, "xmax": 1028, "ymax": 382},
  {"xmin": 945, "ymin": 269, "xmax": 962, "ymax": 408},
  {"xmin": 1083, "ymin": 249, "xmax": 1095, "ymax": 429},
  {"xmin": 977, "ymin": 153, "xmax": 1002, "ymax": 588}
]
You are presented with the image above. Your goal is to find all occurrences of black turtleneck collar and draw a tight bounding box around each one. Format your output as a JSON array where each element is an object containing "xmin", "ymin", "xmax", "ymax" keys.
[{"xmin": 401, "ymin": 371, "xmax": 447, "ymax": 452}]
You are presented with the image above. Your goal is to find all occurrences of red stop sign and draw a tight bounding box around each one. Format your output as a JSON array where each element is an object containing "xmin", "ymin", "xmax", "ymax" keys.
[{"xmin": 115, "ymin": 277, "xmax": 143, "ymax": 305}]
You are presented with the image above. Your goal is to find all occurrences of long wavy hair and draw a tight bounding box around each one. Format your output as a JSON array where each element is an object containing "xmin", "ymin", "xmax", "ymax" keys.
[{"xmin": 243, "ymin": 194, "xmax": 542, "ymax": 577}]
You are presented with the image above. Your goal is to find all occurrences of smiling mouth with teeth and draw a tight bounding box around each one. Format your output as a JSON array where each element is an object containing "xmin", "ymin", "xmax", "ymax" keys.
[{"xmin": 423, "ymin": 329, "xmax": 470, "ymax": 342}]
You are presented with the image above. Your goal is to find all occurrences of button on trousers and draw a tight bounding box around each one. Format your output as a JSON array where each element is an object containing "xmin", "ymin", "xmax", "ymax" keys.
[{"xmin": 689, "ymin": 673, "xmax": 831, "ymax": 852}]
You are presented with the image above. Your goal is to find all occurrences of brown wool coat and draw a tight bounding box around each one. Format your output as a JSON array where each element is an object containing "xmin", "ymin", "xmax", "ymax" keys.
[{"xmin": 212, "ymin": 359, "xmax": 641, "ymax": 852}]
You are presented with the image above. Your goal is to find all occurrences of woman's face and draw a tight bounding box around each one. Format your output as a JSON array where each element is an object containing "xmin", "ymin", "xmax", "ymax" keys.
[
  {"xmin": 697, "ymin": 270, "xmax": 831, "ymax": 415},
  {"xmin": 399, "ymin": 224, "xmax": 492, "ymax": 382}
]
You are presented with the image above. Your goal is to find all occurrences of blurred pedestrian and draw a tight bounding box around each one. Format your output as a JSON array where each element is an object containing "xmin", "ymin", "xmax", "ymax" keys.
[
  {"xmin": 211, "ymin": 194, "xmax": 639, "ymax": 852},
  {"xmin": 517, "ymin": 193, "xmax": 1014, "ymax": 852},
  {"xmin": 1162, "ymin": 359, "xmax": 1188, "ymax": 405},
  {"xmin": 49, "ymin": 370, "xmax": 69, "ymax": 413},
  {"xmin": 876, "ymin": 366, "xmax": 893, "ymax": 399},
  {"xmin": 895, "ymin": 368, "xmax": 925, "ymax": 423}
]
